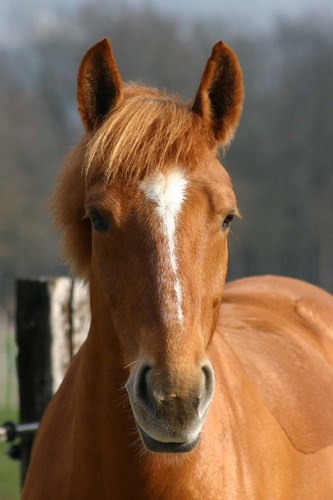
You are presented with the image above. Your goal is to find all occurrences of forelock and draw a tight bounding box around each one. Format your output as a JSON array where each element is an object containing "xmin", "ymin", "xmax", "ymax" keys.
[{"xmin": 83, "ymin": 84, "xmax": 214, "ymax": 186}]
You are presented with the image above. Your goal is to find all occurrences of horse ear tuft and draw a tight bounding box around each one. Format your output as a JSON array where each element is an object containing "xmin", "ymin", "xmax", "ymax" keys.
[
  {"xmin": 192, "ymin": 41, "xmax": 244, "ymax": 146},
  {"xmin": 77, "ymin": 38, "xmax": 123, "ymax": 132}
]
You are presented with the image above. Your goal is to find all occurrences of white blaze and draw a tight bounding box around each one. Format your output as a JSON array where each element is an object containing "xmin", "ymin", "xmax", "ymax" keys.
[{"xmin": 140, "ymin": 170, "xmax": 187, "ymax": 325}]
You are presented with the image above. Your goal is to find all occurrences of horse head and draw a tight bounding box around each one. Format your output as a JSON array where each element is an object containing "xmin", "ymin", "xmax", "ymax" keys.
[{"xmin": 53, "ymin": 38, "xmax": 243, "ymax": 453}]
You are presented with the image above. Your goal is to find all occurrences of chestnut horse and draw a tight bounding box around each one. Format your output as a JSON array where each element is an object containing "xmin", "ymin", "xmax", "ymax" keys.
[{"xmin": 22, "ymin": 39, "xmax": 333, "ymax": 499}]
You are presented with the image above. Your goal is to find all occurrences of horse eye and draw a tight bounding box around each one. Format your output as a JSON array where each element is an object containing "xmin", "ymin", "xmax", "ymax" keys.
[
  {"xmin": 221, "ymin": 213, "xmax": 234, "ymax": 230},
  {"xmin": 89, "ymin": 209, "xmax": 108, "ymax": 232}
]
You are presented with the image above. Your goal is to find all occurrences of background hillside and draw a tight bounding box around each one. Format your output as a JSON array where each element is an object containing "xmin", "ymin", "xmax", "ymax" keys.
[{"xmin": 0, "ymin": 0, "xmax": 332, "ymax": 312}]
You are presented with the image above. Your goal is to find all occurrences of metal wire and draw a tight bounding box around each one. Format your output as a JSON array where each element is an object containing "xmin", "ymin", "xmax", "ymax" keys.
[{"xmin": 0, "ymin": 421, "xmax": 39, "ymax": 442}]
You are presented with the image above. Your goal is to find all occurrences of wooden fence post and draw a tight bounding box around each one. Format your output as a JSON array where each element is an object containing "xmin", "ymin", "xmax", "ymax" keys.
[{"xmin": 16, "ymin": 277, "xmax": 89, "ymax": 486}]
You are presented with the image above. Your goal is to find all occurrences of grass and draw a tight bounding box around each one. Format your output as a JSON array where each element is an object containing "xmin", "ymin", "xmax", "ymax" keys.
[{"xmin": 0, "ymin": 408, "xmax": 21, "ymax": 500}]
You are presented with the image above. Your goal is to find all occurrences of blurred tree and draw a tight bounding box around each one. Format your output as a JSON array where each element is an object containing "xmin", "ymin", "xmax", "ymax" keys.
[
  {"xmin": 0, "ymin": 1, "xmax": 332, "ymax": 313},
  {"xmin": 226, "ymin": 18, "xmax": 333, "ymax": 292}
]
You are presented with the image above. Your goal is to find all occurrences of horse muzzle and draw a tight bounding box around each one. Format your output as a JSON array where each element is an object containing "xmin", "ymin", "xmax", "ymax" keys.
[{"xmin": 125, "ymin": 360, "xmax": 215, "ymax": 453}]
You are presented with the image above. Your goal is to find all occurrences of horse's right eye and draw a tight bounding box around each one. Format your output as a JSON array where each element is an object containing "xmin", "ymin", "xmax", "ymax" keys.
[{"xmin": 89, "ymin": 209, "xmax": 108, "ymax": 232}]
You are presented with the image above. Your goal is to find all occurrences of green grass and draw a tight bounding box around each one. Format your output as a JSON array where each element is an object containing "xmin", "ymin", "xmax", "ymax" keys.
[{"xmin": 0, "ymin": 408, "xmax": 20, "ymax": 500}]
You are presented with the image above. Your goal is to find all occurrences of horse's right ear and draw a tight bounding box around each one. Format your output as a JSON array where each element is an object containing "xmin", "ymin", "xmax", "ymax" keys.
[{"xmin": 77, "ymin": 38, "xmax": 123, "ymax": 132}]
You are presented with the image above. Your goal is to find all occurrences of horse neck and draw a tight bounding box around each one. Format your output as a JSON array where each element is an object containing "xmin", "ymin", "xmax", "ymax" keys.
[
  {"xmin": 70, "ymin": 305, "xmax": 134, "ymax": 480},
  {"xmin": 75, "ymin": 284, "xmax": 128, "ymax": 429}
]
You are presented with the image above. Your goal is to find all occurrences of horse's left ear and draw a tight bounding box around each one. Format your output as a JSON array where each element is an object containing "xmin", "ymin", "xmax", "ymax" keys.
[
  {"xmin": 192, "ymin": 41, "xmax": 244, "ymax": 146},
  {"xmin": 77, "ymin": 38, "xmax": 123, "ymax": 132}
]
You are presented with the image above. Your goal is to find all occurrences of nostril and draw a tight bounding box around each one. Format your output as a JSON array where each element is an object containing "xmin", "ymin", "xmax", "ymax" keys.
[
  {"xmin": 136, "ymin": 365, "xmax": 155, "ymax": 416},
  {"xmin": 201, "ymin": 364, "xmax": 214, "ymax": 392},
  {"xmin": 136, "ymin": 365, "xmax": 151, "ymax": 400},
  {"xmin": 199, "ymin": 363, "xmax": 215, "ymax": 418}
]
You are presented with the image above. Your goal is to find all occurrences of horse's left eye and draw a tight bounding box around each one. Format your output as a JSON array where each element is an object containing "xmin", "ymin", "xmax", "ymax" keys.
[
  {"xmin": 221, "ymin": 213, "xmax": 234, "ymax": 230},
  {"xmin": 89, "ymin": 209, "xmax": 108, "ymax": 231}
]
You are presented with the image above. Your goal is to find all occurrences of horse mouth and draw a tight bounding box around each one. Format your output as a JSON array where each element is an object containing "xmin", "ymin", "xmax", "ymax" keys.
[{"xmin": 137, "ymin": 425, "xmax": 200, "ymax": 453}]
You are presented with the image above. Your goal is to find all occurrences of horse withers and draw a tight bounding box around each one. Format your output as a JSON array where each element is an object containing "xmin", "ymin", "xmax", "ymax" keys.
[{"xmin": 22, "ymin": 38, "xmax": 333, "ymax": 499}]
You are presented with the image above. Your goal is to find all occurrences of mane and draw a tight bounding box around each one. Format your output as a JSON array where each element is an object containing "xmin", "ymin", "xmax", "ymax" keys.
[{"xmin": 83, "ymin": 84, "xmax": 214, "ymax": 185}]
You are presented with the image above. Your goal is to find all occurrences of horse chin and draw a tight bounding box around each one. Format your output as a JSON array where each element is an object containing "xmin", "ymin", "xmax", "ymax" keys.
[{"xmin": 137, "ymin": 424, "xmax": 200, "ymax": 454}]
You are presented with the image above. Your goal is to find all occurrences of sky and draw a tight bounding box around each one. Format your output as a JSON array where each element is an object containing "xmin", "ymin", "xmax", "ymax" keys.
[
  {"xmin": 128, "ymin": 0, "xmax": 333, "ymax": 28},
  {"xmin": 0, "ymin": 0, "xmax": 332, "ymax": 47}
]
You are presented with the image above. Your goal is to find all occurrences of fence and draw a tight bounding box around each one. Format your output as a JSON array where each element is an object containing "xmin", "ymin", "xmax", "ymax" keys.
[
  {"xmin": 0, "ymin": 310, "xmax": 16, "ymax": 409},
  {"xmin": 15, "ymin": 277, "xmax": 90, "ymax": 485}
]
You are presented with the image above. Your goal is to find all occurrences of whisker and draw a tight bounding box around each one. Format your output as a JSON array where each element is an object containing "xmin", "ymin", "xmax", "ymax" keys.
[{"xmin": 123, "ymin": 360, "xmax": 140, "ymax": 370}]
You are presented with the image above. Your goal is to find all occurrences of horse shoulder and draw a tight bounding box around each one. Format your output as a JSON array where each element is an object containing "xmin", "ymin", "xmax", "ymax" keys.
[{"xmin": 217, "ymin": 275, "xmax": 333, "ymax": 454}]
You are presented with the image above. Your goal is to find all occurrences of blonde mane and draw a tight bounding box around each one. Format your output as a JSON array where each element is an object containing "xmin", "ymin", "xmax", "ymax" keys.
[{"xmin": 83, "ymin": 84, "xmax": 214, "ymax": 185}]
